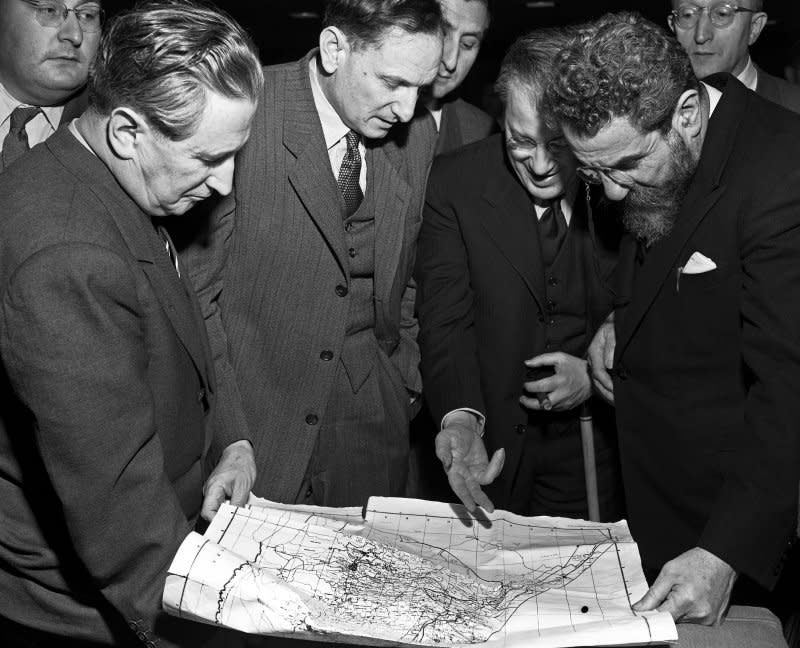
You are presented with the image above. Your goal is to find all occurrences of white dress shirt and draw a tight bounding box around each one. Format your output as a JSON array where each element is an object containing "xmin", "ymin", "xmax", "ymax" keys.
[{"xmin": 0, "ymin": 81, "xmax": 64, "ymax": 152}]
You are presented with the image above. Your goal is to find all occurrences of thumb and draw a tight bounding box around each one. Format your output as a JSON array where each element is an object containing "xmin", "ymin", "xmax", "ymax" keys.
[
  {"xmin": 435, "ymin": 434, "xmax": 454, "ymax": 470},
  {"xmin": 525, "ymin": 353, "xmax": 558, "ymax": 367},
  {"xmin": 633, "ymin": 573, "xmax": 672, "ymax": 612},
  {"xmin": 481, "ymin": 448, "xmax": 505, "ymax": 483},
  {"xmin": 200, "ymin": 482, "xmax": 227, "ymax": 522}
]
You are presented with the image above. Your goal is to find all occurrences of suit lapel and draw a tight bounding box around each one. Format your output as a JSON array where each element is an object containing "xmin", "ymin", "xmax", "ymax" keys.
[
  {"xmin": 371, "ymin": 138, "xmax": 412, "ymax": 301},
  {"xmin": 614, "ymin": 81, "xmax": 746, "ymax": 360},
  {"xmin": 479, "ymin": 157, "xmax": 546, "ymax": 311},
  {"xmin": 284, "ymin": 54, "xmax": 348, "ymax": 274},
  {"xmin": 59, "ymin": 88, "xmax": 88, "ymax": 125},
  {"xmin": 436, "ymin": 101, "xmax": 463, "ymax": 156}
]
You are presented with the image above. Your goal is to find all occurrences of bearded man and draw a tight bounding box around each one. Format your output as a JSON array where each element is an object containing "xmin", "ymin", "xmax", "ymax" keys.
[{"xmin": 547, "ymin": 11, "xmax": 800, "ymax": 647}]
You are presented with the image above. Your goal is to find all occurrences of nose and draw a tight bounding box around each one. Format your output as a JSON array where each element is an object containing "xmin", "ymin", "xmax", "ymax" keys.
[
  {"xmin": 391, "ymin": 87, "xmax": 418, "ymax": 124},
  {"xmin": 693, "ymin": 10, "xmax": 713, "ymax": 43},
  {"xmin": 207, "ymin": 158, "xmax": 236, "ymax": 196},
  {"xmin": 57, "ymin": 10, "xmax": 84, "ymax": 46},
  {"xmin": 600, "ymin": 175, "xmax": 630, "ymax": 201},
  {"xmin": 439, "ymin": 33, "xmax": 458, "ymax": 75},
  {"xmin": 529, "ymin": 147, "xmax": 556, "ymax": 178}
]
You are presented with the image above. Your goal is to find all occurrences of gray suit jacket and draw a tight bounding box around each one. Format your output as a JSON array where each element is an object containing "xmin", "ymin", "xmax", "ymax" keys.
[
  {"xmin": 755, "ymin": 64, "xmax": 800, "ymax": 114},
  {"xmin": 180, "ymin": 52, "xmax": 437, "ymax": 502},
  {"xmin": 0, "ymin": 129, "xmax": 223, "ymax": 646},
  {"xmin": 435, "ymin": 97, "xmax": 497, "ymax": 156}
]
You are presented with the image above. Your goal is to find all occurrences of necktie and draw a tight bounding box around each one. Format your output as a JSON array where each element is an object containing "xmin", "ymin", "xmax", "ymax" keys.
[
  {"xmin": 337, "ymin": 130, "xmax": 363, "ymax": 217},
  {"xmin": 1, "ymin": 106, "xmax": 41, "ymax": 172},
  {"xmin": 157, "ymin": 226, "xmax": 181, "ymax": 278},
  {"xmin": 538, "ymin": 199, "xmax": 568, "ymax": 267}
]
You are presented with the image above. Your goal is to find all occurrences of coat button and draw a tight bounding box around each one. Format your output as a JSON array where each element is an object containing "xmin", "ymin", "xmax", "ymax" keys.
[
  {"xmin": 515, "ymin": 424, "xmax": 526, "ymax": 434},
  {"xmin": 547, "ymin": 299, "xmax": 557, "ymax": 312},
  {"xmin": 305, "ymin": 414, "xmax": 319, "ymax": 425},
  {"xmin": 320, "ymin": 350, "xmax": 333, "ymax": 361},
  {"xmin": 548, "ymin": 276, "xmax": 558, "ymax": 287},
  {"xmin": 348, "ymin": 248, "xmax": 357, "ymax": 258},
  {"xmin": 335, "ymin": 284, "xmax": 348, "ymax": 297}
]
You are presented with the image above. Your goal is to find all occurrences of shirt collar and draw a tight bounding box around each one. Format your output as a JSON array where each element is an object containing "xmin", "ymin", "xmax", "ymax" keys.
[
  {"xmin": 0, "ymin": 80, "xmax": 65, "ymax": 130},
  {"xmin": 702, "ymin": 81, "xmax": 723, "ymax": 117},
  {"xmin": 309, "ymin": 57, "xmax": 354, "ymax": 151},
  {"xmin": 735, "ymin": 56, "xmax": 758, "ymax": 92}
]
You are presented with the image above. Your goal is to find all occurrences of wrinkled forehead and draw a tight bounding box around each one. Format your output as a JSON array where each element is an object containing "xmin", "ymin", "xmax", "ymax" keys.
[
  {"xmin": 563, "ymin": 117, "xmax": 659, "ymax": 166},
  {"xmin": 671, "ymin": 0, "xmax": 758, "ymax": 9}
]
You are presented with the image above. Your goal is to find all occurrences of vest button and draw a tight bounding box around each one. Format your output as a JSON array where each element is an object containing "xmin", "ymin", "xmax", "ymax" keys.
[
  {"xmin": 348, "ymin": 247, "xmax": 357, "ymax": 258},
  {"xmin": 305, "ymin": 414, "xmax": 319, "ymax": 425},
  {"xmin": 515, "ymin": 424, "xmax": 526, "ymax": 434},
  {"xmin": 335, "ymin": 284, "xmax": 348, "ymax": 297},
  {"xmin": 548, "ymin": 276, "xmax": 558, "ymax": 287},
  {"xmin": 345, "ymin": 222, "xmax": 354, "ymax": 232},
  {"xmin": 547, "ymin": 299, "xmax": 557, "ymax": 312},
  {"xmin": 320, "ymin": 350, "xmax": 333, "ymax": 361}
]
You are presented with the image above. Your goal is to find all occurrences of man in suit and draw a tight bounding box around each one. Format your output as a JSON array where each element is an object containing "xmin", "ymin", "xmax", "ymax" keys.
[
  {"xmin": 417, "ymin": 28, "xmax": 623, "ymax": 518},
  {"xmin": 421, "ymin": 0, "xmax": 496, "ymax": 155},
  {"xmin": 0, "ymin": 0, "xmax": 101, "ymax": 171},
  {"xmin": 181, "ymin": 0, "xmax": 443, "ymax": 507},
  {"xmin": 0, "ymin": 2, "xmax": 263, "ymax": 645},
  {"xmin": 669, "ymin": 0, "xmax": 800, "ymax": 113},
  {"xmin": 549, "ymin": 11, "xmax": 799, "ymax": 644}
]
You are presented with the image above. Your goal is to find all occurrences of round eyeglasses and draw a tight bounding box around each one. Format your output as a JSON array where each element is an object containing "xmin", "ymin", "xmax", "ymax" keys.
[
  {"xmin": 576, "ymin": 166, "xmax": 636, "ymax": 189},
  {"xmin": 21, "ymin": 0, "xmax": 104, "ymax": 33},
  {"xmin": 670, "ymin": 2, "xmax": 756, "ymax": 30}
]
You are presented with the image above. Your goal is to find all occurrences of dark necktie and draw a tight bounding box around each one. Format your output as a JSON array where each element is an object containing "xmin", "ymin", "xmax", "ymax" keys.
[
  {"xmin": 337, "ymin": 130, "xmax": 363, "ymax": 217},
  {"xmin": 157, "ymin": 226, "xmax": 181, "ymax": 277},
  {"xmin": 1, "ymin": 106, "xmax": 41, "ymax": 171},
  {"xmin": 538, "ymin": 199, "xmax": 568, "ymax": 267}
]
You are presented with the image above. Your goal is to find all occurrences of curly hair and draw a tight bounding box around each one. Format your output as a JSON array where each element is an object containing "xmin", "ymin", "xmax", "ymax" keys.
[
  {"xmin": 546, "ymin": 11, "xmax": 699, "ymax": 137},
  {"xmin": 89, "ymin": 0, "xmax": 263, "ymax": 141}
]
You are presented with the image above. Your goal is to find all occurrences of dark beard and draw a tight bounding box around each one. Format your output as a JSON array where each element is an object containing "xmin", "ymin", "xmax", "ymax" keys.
[{"xmin": 621, "ymin": 130, "xmax": 698, "ymax": 246}]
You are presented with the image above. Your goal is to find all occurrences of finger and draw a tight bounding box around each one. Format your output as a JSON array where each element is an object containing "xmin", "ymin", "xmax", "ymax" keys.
[
  {"xmin": 448, "ymin": 471, "xmax": 478, "ymax": 512},
  {"xmin": 524, "ymin": 377, "xmax": 557, "ymax": 393},
  {"xmin": 603, "ymin": 336, "xmax": 615, "ymax": 371},
  {"xmin": 465, "ymin": 476, "xmax": 494, "ymax": 513},
  {"xmin": 632, "ymin": 570, "xmax": 674, "ymax": 612},
  {"xmin": 435, "ymin": 434, "xmax": 454, "ymax": 470},
  {"xmin": 200, "ymin": 482, "xmax": 227, "ymax": 522},
  {"xmin": 481, "ymin": 448, "xmax": 505, "ymax": 483},
  {"xmin": 524, "ymin": 353, "xmax": 561, "ymax": 367},
  {"xmin": 229, "ymin": 476, "xmax": 250, "ymax": 507},
  {"xmin": 519, "ymin": 395, "xmax": 543, "ymax": 410}
]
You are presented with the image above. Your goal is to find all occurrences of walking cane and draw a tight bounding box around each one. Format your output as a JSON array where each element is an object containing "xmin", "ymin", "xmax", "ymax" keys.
[{"xmin": 580, "ymin": 402, "xmax": 600, "ymax": 522}]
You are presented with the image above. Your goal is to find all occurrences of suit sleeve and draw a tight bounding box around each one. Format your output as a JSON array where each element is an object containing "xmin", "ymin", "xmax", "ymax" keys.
[
  {"xmin": 698, "ymin": 165, "xmax": 800, "ymax": 588},
  {"xmin": 415, "ymin": 161, "xmax": 486, "ymax": 423},
  {"xmin": 1, "ymin": 243, "xmax": 195, "ymax": 646},
  {"xmin": 179, "ymin": 197, "xmax": 252, "ymax": 463}
]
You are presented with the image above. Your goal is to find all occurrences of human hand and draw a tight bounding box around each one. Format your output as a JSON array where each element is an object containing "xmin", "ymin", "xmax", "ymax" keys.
[
  {"xmin": 587, "ymin": 315, "xmax": 615, "ymax": 404},
  {"xmin": 520, "ymin": 352, "xmax": 591, "ymax": 412},
  {"xmin": 633, "ymin": 547, "xmax": 737, "ymax": 625},
  {"xmin": 435, "ymin": 413, "xmax": 505, "ymax": 513},
  {"xmin": 201, "ymin": 440, "xmax": 256, "ymax": 521}
]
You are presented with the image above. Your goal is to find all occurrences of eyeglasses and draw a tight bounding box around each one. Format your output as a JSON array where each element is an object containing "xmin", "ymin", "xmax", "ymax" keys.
[
  {"xmin": 21, "ymin": 0, "xmax": 104, "ymax": 33},
  {"xmin": 669, "ymin": 2, "xmax": 756, "ymax": 30},
  {"xmin": 576, "ymin": 166, "xmax": 636, "ymax": 189}
]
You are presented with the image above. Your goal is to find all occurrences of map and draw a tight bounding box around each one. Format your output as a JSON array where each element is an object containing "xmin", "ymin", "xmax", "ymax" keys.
[{"xmin": 163, "ymin": 497, "xmax": 677, "ymax": 647}]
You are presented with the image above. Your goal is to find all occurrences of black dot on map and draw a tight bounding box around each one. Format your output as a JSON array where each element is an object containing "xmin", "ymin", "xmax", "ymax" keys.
[{"xmin": 581, "ymin": 606, "xmax": 589, "ymax": 614}]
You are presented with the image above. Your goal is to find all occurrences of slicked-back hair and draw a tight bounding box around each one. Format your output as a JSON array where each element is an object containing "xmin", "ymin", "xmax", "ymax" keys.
[
  {"xmin": 89, "ymin": 0, "xmax": 264, "ymax": 141},
  {"xmin": 495, "ymin": 27, "xmax": 575, "ymax": 113},
  {"xmin": 322, "ymin": 0, "xmax": 444, "ymax": 50},
  {"xmin": 547, "ymin": 11, "xmax": 699, "ymax": 138}
]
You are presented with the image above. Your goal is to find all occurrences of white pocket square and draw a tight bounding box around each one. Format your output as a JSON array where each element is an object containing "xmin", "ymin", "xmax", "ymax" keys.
[{"xmin": 681, "ymin": 251, "xmax": 717, "ymax": 275}]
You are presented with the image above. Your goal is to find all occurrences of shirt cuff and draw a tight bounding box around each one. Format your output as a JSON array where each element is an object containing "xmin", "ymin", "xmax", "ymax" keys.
[{"xmin": 441, "ymin": 408, "xmax": 486, "ymax": 437}]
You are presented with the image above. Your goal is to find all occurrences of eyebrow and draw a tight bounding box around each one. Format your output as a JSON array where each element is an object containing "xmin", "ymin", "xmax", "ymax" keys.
[{"xmin": 599, "ymin": 151, "xmax": 648, "ymax": 169}]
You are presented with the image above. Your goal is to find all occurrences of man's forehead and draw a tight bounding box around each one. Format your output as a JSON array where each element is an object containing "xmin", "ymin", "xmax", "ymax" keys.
[
  {"xmin": 441, "ymin": 0, "xmax": 489, "ymax": 32},
  {"xmin": 565, "ymin": 118, "xmax": 654, "ymax": 163}
]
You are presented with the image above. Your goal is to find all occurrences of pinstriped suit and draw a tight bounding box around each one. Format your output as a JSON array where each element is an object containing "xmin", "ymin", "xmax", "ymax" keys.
[{"xmin": 180, "ymin": 51, "xmax": 437, "ymax": 505}]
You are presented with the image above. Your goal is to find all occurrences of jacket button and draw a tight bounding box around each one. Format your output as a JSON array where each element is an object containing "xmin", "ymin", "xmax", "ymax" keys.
[
  {"xmin": 515, "ymin": 424, "xmax": 525, "ymax": 434},
  {"xmin": 547, "ymin": 299, "xmax": 557, "ymax": 312},
  {"xmin": 335, "ymin": 284, "xmax": 348, "ymax": 297},
  {"xmin": 305, "ymin": 414, "xmax": 319, "ymax": 425},
  {"xmin": 348, "ymin": 247, "xmax": 357, "ymax": 258},
  {"xmin": 548, "ymin": 276, "xmax": 558, "ymax": 287},
  {"xmin": 196, "ymin": 388, "xmax": 206, "ymax": 403},
  {"xmin": 320, "ymin": 350, "xmax": 333, "ymax": 361}
]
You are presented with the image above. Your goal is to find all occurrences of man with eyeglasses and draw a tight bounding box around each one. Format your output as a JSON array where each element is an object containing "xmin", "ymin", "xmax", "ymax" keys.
[
  {"xmin": 549, "ymin": 11, "xmax": 800, "ymax": 646},
  {"xmin": 0, "ymin": 0, "xmax": 103, "ymax": 172},
  {"xmin": 669, "ymin": 0, "xmax": 800, "ymax": 113},
  {"xmin": 416, "ymin": 28, "xmax": 624, "ymax": 519}
]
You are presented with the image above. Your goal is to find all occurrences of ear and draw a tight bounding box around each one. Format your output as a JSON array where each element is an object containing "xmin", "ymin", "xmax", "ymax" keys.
[
  {"xmin": 667, "ymin": 13, "xmax": 676, "ymax": 35},
  {"xmin": 318, "ymin": 26, "xmax": 350, "ymax": 74},
  {"xmin": 748, "ymin": 11, "xmax": 767, "ymax": 46},
  {"xmin": 107, "ymin": 107, "xmax": 148, "ymax": 160},
  {"xmin": 671, "ymin": 88, "xmax": 703, "ymax": 143}
]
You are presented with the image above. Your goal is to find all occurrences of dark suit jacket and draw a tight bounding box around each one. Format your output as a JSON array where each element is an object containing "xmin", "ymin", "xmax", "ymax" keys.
[
  {"xmin": 0, "ymin": 129, "xmax": 220, "ymax": 646},
  {"xmin": 180, "ymin": 52, "xmax": 437, "ymax": 501},
  {"xmin": 755, "ymin": 64, "xmax": 800, "ymax": 114},
  {"xmin": 611, "ymin": 78, "xmax": 800, "ymax": 591},
  {"xmin": 435, "ymin": 97, "xmax": 498, "ymax": 156},
  {"xmin": 416, "ymin": 134, "xmax": 619, "ymax": 505}
]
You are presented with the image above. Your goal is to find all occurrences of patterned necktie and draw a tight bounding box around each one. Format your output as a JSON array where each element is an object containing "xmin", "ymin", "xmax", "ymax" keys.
[
  {"xmin": 538, "ymin": 199, "xmax": 568, "ymax": 267},
  {"xmin": 337, "ymin": 130, "xmax": 363, "ymax": 217},
  {"xmin": 157, "ymin": 226, "xmax": 181, "ymax": 277},
  {"xmin": 1, "ymin": 106, "xmax": 41, "ymax": 172}
]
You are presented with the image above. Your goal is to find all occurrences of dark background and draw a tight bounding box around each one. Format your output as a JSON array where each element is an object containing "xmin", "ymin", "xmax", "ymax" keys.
[{"xmin": 104, "ymin": 0, "xmax": 800, "ymax": 109}]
